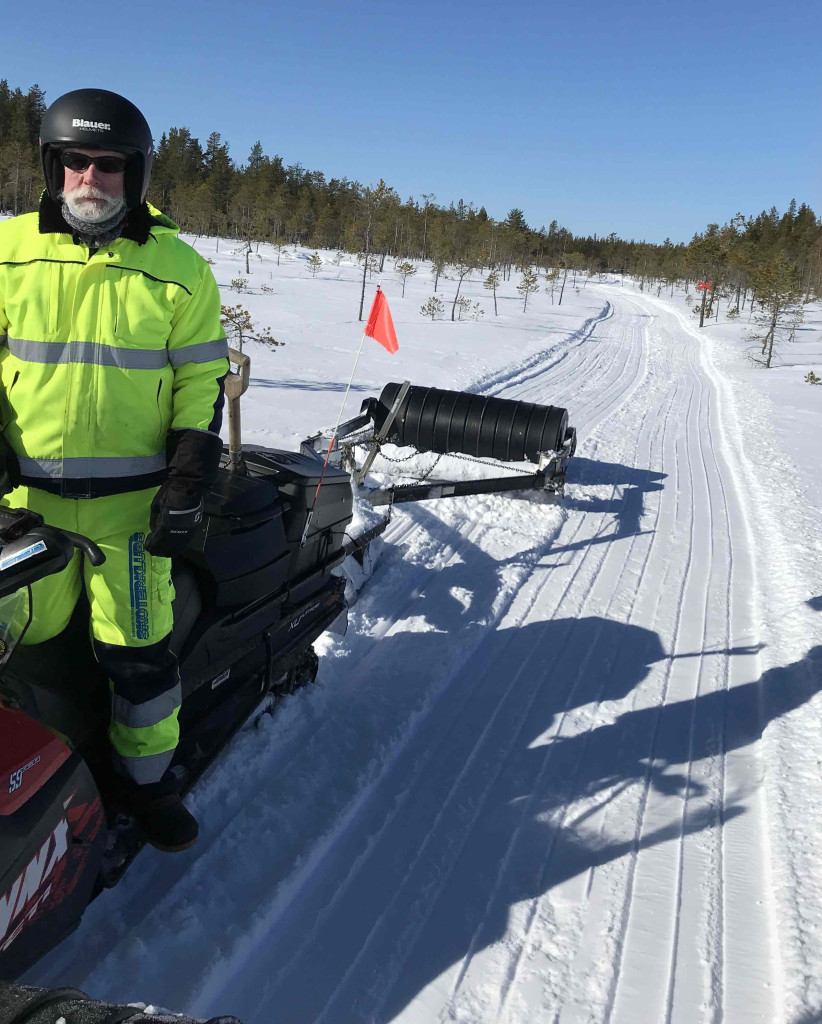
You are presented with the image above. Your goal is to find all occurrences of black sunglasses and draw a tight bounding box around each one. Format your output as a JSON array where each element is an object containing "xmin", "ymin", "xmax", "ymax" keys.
[{"xmin": 59, "ymin": 150, "xmax": 128, "ymax": 174}]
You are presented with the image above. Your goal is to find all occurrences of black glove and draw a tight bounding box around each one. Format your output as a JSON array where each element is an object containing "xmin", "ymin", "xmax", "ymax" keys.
[
  {"xmin": 145, "ymin": 478, "xmax": 205, "ymax": 557},
  {"xmin": 145, "ymin": 428, "xmax": 222, "ymax": 557},
  {"xmin": 0, "ymin": 432, "xmax": 20, "ymax": 498}
]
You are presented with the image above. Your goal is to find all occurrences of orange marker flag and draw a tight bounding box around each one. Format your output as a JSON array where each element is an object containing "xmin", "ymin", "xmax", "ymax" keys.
[{"xmin": 364, "ymin": 286, "xmax": 399, "ymax": 354}]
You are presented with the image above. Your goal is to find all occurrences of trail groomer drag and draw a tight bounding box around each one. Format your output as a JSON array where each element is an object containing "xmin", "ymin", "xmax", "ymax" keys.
[{"xmin": 0, "ymin": 88, "xmax": 229, "ymax": 851}]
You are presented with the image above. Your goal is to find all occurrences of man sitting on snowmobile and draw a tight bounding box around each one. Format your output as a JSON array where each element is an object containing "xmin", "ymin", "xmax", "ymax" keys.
[{"xmin": 0, "ymin": 88, "xmax": 228, "ymax": 852}]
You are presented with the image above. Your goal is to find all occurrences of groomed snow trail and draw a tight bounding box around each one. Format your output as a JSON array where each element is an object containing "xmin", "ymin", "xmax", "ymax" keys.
[{"xmin": 34, "ymin": 288, "xmax": 792, "ymax": 1023}]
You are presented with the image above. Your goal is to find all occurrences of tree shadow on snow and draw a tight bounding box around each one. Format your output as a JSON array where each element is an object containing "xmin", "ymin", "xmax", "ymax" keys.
[
  {"xmin": 200, "ymin": 473, "xmax": 822, "ymax": 1024},
  {"xmin": 364, "ymin": 615, "xmax": 822, "ymax": 1024},
  {"xmin": 236, "ymin": 494, "xmax": 821, "ymax": 1024}
]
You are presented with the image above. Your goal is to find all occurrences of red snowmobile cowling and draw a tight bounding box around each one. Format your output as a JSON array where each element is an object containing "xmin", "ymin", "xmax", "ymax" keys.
[
  {"xmin": 0, "ymin": 707, "xmax": 106, "ymax": 980},
  {"xmin": 0, "ymin": 705, "xmax": 71, "ymax": 816}
]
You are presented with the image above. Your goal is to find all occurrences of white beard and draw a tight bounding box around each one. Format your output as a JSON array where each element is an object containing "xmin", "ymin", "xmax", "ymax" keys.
[{"xmin": 62, "ymin": 185, "xmax": 126, "ymax": 225}]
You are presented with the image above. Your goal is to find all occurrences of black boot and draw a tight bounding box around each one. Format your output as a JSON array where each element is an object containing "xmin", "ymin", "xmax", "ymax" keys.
[{"xmin": 124, "ymin": 773, "xmax": 199, "ymax": 852}]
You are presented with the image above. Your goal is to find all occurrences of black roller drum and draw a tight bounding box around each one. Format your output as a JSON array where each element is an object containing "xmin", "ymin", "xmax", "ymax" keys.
[{"xmin": 375, "ymin": 383, "xmax": 569, "ymax": 463}]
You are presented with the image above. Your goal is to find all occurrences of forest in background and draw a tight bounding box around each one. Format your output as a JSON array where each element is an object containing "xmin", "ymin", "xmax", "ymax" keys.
[{"xmin": 2, "ymin": 80, "xmax": 820, "ymax": 360}]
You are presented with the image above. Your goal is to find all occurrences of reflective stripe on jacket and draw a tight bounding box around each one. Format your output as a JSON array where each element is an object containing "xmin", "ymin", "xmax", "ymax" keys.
[{"xmin": 0, "ymin": 200, "xmax": 229, "ymax": 497}]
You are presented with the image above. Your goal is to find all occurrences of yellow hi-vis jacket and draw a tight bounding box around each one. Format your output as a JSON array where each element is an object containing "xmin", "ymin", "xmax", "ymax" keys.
[{"xmin": 0, "ymin": 199, "xmax": 229, "ymax": 498}]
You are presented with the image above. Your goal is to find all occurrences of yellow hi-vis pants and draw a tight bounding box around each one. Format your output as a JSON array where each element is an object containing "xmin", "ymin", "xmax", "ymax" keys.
[{"xmin": 3, "ymin": 484, "xmax": 179, "ymax": 785}]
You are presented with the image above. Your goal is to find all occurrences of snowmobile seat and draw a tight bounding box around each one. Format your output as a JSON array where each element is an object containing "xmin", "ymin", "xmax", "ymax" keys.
[
  {"xmin": 169, "ymin": 561, "xmax": 202, "ymax": 658},
  {"xmin": 0, "ymin": 597, "xmax": 106, "ymax": 751}
]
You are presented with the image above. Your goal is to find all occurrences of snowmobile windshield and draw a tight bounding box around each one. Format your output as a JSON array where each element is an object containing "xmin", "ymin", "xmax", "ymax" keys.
[{"xmin": 0, "ymin": 588, "xmax": 32, "ymax": 673}]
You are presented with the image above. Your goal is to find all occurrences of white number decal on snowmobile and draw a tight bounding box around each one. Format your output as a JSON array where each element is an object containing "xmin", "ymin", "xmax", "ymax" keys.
[{"xmin": 8, "ymin": 756, "xmax": 40, "ymax": 794}]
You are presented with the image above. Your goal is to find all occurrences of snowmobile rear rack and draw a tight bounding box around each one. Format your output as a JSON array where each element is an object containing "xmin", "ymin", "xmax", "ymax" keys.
[
  {"xmin": 225, "ymin": 349, "xmax": 577, "ymax": 513},
  {"xmin": 301, "ymin": 380, "xmax": 577, "ymax": 509}
]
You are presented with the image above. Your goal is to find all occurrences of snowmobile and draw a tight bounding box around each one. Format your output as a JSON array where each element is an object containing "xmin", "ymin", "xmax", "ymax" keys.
[{"xmin": 0, "ymin": 351, "xmax": 575, "ymax": 1022}]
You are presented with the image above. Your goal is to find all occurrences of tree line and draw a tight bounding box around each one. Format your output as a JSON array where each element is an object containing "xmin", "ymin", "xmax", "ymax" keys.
[{"xmin": 2, "ymin": 79, "xmax": 820, "ymax": 327}]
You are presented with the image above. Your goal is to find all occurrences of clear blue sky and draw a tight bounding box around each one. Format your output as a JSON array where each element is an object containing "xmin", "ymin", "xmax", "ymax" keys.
[{"xmin": 5, "ymin": 0, "xmax": 820, "ymax": 243}]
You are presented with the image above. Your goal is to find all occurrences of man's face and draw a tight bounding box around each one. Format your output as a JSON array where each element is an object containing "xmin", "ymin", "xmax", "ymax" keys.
[{"xmin": 60, "ymin": 147, "xmax": 126, "ymax": 223}]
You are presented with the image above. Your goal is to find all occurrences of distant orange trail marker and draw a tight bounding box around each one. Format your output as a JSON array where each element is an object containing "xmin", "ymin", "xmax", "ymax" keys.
[{"xmin": 696, "ymin": 280, "xmax": 714, "ymax": 291}]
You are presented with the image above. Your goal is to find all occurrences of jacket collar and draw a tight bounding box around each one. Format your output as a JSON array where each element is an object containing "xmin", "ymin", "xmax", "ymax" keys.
[{"xmin": 38, "ymin": 192, "xmax": 157, "ymax": 246}]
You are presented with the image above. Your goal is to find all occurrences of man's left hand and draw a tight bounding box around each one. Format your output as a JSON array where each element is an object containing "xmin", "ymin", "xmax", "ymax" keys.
[{"xmin": 145, "ymin": 479, "xmax": 204, "ymax": 557}]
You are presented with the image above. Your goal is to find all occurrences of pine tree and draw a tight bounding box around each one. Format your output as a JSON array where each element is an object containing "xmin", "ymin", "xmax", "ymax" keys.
[
  {"xmin": 450, "ymin": 263, "xmax": 475, "ymax": 321},
  {"xmin": 396, "ymin": 261, "xmax": 417, "ymax": 297},
  {"xmin": 455, "ymin": 295, "xmax": 471, "ymax": 320},
  {"xmin": 221, "ymin": 304, "xmax": 283, "ymax": 353},
  {"xmin": 307, "ymin": 251, "xmax": 323, "ymax": 277},
  {"xmin": 483, "ymin": 270, "xmax": 500, "ymax": 315},
  {"xmin": 517, "ymin": 268, "xmax": 539, "ymax": 311},
  {"xmin": 431, "ymin": 254, "xmax": 448, "ymax": 291},
  {"xmin": 544, "ymin": 267, "xmax": 559, "ymax": 304},
  {"xmin": 748, "ymin": 254, "xmax": 804, "ymax": 368},
  {"xmin": 420, "ymin": 296, "xmax": 445, "ymax": 320}
]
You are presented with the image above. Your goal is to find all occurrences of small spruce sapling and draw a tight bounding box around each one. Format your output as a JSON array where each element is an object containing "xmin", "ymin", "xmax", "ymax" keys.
[{"xmin": 307, "ymin": 251, "xmax": 323, "ymax": 277}]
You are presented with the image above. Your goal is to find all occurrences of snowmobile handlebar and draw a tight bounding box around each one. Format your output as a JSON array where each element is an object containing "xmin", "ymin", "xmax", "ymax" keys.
[
  {"xmin": 0, "ymin": 508, "xmax": 106, "ymax": 600},
  {"xmin": 59, "ymin": 527, "xmax": 105, "ymax": 566},
  {"xmin": 0, "ymin": 507, "xmax": 104, "ymax": 566}
]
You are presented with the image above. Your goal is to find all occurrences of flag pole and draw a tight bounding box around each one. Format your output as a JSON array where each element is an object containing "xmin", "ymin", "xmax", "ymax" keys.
[
  {"xmin": 300, "ymin": 289, "xmax": 382, "ymax": 547},
  {"xmin": 301, "ymin": 280, "xmax": 397, "ymax": 546}
]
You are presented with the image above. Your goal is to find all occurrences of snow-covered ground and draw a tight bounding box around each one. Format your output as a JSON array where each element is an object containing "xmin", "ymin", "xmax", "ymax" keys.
[{"xmin": 29, "ymin": 241, "xmax": 822, "ymax": 1023}]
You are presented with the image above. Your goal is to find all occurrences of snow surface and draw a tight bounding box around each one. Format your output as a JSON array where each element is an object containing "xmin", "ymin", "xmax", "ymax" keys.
[{"xmin": 27, "ymin": 242, "xmax": 822, "ymax": 1024}]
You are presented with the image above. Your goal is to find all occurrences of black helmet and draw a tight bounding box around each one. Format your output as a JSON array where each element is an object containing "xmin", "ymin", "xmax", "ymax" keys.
[{"xmin": 40, "ymin": 88, "xmax": 154, "ymax": 210}]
